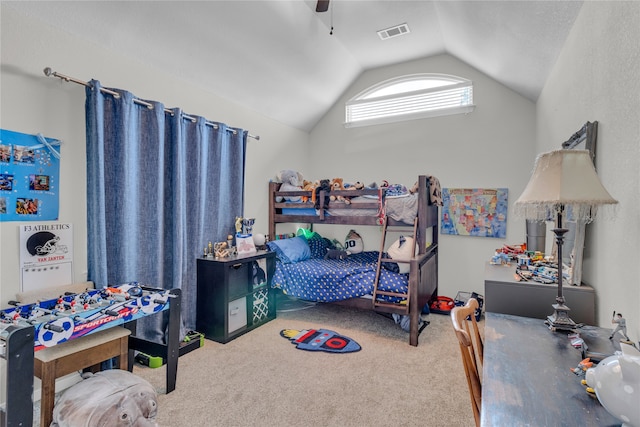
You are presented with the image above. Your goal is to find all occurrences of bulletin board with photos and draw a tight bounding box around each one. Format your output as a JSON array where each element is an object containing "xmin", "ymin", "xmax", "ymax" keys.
[{"xmin": 0, "ymin": 129, "xmax": 60, "ymax": 222}]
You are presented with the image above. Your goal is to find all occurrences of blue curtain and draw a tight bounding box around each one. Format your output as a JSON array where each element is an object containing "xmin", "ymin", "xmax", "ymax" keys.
[{"xmin": 86, "ymin": 80, "xmax": 246, "ymax": 341}]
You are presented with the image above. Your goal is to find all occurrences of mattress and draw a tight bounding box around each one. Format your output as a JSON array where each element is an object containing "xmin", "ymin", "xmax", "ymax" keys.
[{"xmin": 271, "ymin": 251, "xmax": 408, "ymax": 303}]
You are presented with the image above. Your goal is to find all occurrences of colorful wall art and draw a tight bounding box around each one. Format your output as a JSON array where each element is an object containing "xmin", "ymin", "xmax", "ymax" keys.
[
  {"xmin": 0, "ymin": 129, "xmax": 60, "ymax": 222},
  {"xmin": 440, "ymin": 188, "xmax": 508, "ymax": 238}
]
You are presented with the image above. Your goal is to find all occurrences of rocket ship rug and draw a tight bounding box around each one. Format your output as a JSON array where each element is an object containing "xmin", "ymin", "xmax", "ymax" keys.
[{"xmin": 280, "ymin": 328, "xmax": 361, "ymax": 353}]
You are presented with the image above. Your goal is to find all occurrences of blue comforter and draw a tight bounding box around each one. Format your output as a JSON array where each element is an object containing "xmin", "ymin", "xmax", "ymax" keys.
[{"xmin": 271, "ymin": 251, "xmax": 408, "ymax": 302}]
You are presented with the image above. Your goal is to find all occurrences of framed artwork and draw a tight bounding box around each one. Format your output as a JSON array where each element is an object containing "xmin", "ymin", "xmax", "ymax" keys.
[{"xmin": 440, "ymin": 188, "xmax": 508, "ymax": 238}]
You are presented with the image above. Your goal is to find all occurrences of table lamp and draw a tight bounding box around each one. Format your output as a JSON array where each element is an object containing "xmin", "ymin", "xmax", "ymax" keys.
[{"xmin": 514, "ymin": 149, "xmax": 617, "ymax": 331}]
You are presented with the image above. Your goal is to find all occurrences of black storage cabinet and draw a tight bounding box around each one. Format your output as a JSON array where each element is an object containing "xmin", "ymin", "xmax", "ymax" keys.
[{"xmin": 196, "ymin": 250, "xmax": 276, "ymax": 343}]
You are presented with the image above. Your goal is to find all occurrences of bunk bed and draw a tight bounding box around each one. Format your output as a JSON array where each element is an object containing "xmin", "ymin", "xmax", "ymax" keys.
[{"xmin": 268, "ymin": 175, "xmax": 440, "ymax": 346}]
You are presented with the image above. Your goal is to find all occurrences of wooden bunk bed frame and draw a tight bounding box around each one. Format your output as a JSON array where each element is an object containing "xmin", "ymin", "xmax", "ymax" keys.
[{"xmin": 268, "ymin": 175, "xmax": 439, "ymax": 346}]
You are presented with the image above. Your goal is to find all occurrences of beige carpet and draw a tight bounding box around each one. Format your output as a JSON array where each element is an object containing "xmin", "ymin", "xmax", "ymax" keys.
[{"xmin": 133, "ymin": 302, "xmax": 477, "ymax": 427}]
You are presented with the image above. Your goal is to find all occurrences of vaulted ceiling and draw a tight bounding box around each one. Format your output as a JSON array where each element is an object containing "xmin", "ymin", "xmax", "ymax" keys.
[{"xmin": 5, "ymin": 1, "xmax": 584, "ymax": 131}]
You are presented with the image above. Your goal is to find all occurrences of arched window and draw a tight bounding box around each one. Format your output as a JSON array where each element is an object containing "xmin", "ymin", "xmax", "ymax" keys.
[{"xmin": 345, "ymin": 73, "xmax": 475, "ymax": 127}]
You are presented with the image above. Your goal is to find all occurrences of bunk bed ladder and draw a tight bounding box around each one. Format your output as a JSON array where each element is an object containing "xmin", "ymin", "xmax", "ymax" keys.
[{"xmin": 371, "ymin": 216, "xmax": 418, "ymax": 313}]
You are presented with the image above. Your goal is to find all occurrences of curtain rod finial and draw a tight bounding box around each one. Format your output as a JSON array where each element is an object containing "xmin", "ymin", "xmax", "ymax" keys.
[{"xmin": 43, "ymin": 67, "xmax": 53, "ymax": 77}]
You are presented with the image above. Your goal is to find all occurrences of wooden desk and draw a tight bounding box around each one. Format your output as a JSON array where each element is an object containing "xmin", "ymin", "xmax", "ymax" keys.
[{"xmin": 482, "ymin": 313, "xmax": 620, "ymax": 427}]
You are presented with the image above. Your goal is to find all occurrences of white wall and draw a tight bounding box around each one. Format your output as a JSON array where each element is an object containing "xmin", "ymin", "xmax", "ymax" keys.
[
  {"xmin": 0, "ymin": 6, "xmax": 311, "ymax": 404},
  {"xmin": 537, "ymin": 1, "xmax": 640, "ymax": 339},
  {"xmin": 306, "ymin": 54, "xmax": 537, "ymax": 300},
  {"xmin": 0, "ymin": 6, "xmax": 309, "ymax": 306}
]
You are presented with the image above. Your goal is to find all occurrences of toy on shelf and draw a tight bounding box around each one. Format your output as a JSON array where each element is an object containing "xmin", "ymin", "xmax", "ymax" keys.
[
  {"xmin": 491, "ymin": 243, "xmax": 528, "ymax": 266},
  {"xmin": 490, "ymin": 251, "xmax": 511, "ymax": 266},
  {"xmin": 497, "ymin": 243, "xmax": 527, "ymax": 259},
  {"xmin": 214, "ymin": 242, "xmax": 230, "ymax": 258},
  {"xmin": 526, "ymin": 250, "xmax": 545, "ymax": 262},
  {"xmin": 204, "ymin": 240, "xmax": 232, "ymax": 259},
  {"xmin": 242, "ymin": 218, "xmax": 255, "ymax": 235}
]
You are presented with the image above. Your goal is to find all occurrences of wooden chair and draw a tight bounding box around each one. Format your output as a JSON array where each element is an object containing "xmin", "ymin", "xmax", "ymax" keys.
[{"xmin": 451, "ymin": 298, "xmax": 483, "ymax": 427}]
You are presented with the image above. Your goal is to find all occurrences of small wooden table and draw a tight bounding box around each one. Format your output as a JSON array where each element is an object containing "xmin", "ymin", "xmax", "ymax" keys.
[{"xmin": 482, "ymin": 313, "xmax": 621, "ymax": 426}]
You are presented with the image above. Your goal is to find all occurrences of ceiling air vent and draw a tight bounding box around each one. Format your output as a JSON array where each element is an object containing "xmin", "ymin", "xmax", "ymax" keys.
[{"xmin": 377, "ymin": 23, "xmax": 410, "ymax": 40}]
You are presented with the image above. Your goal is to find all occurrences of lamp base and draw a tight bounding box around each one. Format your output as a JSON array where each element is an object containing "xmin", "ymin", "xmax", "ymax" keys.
[{"xmin": 546, "ymin": 303, "xmax": 577, "ymax": 332}]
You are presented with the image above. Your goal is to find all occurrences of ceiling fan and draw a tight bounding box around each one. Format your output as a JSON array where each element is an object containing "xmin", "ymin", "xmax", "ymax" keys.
[{"xmin": 316, "ymin": 0, "xmax": 330, "ymax": 13}]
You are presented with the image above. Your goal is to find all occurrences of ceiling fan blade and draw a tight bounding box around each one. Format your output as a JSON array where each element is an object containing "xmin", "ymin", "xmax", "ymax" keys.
[{"xmin": 316, "ymin": 0, "xmax": 330, "ymax": 13}]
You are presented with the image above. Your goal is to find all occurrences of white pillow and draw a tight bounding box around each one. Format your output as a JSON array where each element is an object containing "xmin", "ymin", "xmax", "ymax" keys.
[{"xmin": 387, "ymin": 236, "xmax": 417, "ymax": 274}]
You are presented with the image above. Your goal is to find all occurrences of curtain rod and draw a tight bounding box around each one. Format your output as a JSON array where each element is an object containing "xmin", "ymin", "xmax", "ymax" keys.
[{"xmin": 43, "ymin": 67, "xmax": 260, "ymax": 141}]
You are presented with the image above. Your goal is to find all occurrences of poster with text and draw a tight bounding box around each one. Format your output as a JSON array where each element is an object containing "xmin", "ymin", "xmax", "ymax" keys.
[
  {"xmin": 440, "ymin": 188, "xmax": 508, "ymax": 238},
  {"xmin": 0, "ymin": 129, "xmax": 60, "ymax": 222},
  {"xmin": 19, "ymin": 223, "xmax": 73, "ymax": 293}
]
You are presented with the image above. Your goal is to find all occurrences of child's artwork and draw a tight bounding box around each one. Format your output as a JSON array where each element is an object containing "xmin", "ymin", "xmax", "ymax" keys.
[
  {"xmin": 0, "ymin": 129, "xmax": 60, "ymax": 221},
  {"xmin": 440, "ymin": 188, "xmax": 508, "ymax": 238}
]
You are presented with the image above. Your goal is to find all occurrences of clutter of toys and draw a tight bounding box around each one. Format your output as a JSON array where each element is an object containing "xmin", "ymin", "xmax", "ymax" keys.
[{"xmin": 489, "ymin": 242, "xmax": 569, "ymax": 285}]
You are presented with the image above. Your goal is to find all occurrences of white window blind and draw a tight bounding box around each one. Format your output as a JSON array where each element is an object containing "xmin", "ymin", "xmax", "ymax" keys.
[{"xmin": 345, "ymin": 74, "xmax": 475, "ymax": 128}]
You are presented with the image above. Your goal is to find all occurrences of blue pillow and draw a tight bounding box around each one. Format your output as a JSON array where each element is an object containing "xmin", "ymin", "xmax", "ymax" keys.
[
  {"xmin": 306, "ymin": 233, "xmax": 334, "ymax": 259},
  {"xmin": 267, "ymin": 236, "xmax": 310, "ymax": 263}
]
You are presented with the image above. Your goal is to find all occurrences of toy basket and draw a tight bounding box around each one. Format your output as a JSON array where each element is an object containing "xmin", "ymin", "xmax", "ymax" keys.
[{"xmin": 454, "ymin": 291, "xmax": 484, "ymax": 321}]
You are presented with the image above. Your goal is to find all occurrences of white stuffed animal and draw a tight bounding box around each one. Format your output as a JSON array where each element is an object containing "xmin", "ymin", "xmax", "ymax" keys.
[
  {"xmin": 585, "ymin": 342, "xmax": 640, "ymax": 427},
  {"xmin": 275, "ymin": 169, "xmax": 303, "ymax": 202},
  {"xmin": 51, "ymin": 369, "xmax": 158, "ymax": 426}
]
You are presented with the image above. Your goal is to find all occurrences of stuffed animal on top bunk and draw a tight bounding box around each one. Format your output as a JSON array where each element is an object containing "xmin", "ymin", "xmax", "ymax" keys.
[
  {"xmin": 314, "ymin": 179, "xmax": 332, "ymax": 209},
  {"xmin": 367, "ymin": 180, "xmax": 389, "ymax": 189},
  {"xmin": 344, "ymin": 181, "xmax": 364, "ymax": 204},
  {"xmin": 329, "ymin": 177, "xmax": 348, "ymax": 203},
  {"xmin": 345, "ymin": 181, "xmax": 364, "ymax": 190},
  {"xmin": 301, "ymin": 180, "xmax": 319, "ymax": 204},
  {"xmin": 275, "ymin": 169, "xmax": 304, "ymax": 202}
]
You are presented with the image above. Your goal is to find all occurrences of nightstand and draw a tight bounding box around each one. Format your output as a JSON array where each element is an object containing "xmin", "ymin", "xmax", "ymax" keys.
[{"xmin": 196, "ymin": 250, "xmax": 276, "ymax": 343}]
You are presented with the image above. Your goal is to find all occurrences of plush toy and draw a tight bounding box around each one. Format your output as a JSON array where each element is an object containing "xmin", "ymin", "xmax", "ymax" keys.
[
  {"xmin": 51, "ymin": 370, "xmax": 158, "ymax": 427},
  {"xmin": 314, "ymin": 179, "xmax": 331, "ymax": 209},
  {"xmin": 344, "ymin": 229, "xmax": 364, "ymax": 254},
  {"xmin": 329, "ymin": 177, "xmax": 347, "ymax": 203},
  {"xmin": 301, "ymin": 180, "xmax": 319, "ymax": 204},
  {"xmin": 409, "ymin": 181, "xmax": 420, "ymax": 194},
  {"xmin": 275, "ymin": 169, "xmax": 303, "ymax": 202},
  {"xmin": 325, "ymin": 248, "xmax": 350, "ymax": 260},
  {"xmin": 367, "ymin": 180, "xmax": 389, "ymax": 189},
  {"xmin": 343, "ymin": 181, "xmax": 364, "ymax": 204}
]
